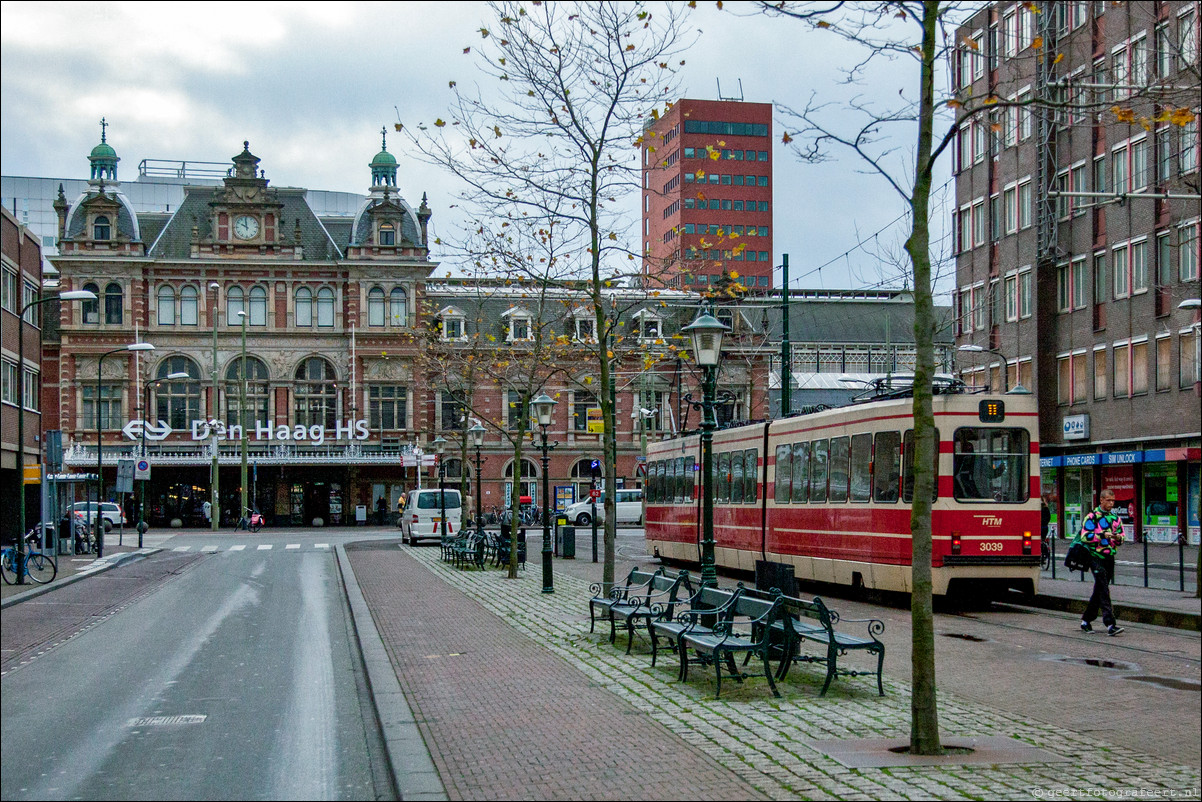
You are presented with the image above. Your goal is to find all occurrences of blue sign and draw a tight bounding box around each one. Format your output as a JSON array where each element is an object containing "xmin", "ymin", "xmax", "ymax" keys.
[
  {"xmin": 1063, "ymin": 453, "xmax": 1100, "ymax": 467},
  {"xmin": 1040, "ymin": 456, "xmax": 1063, "ymax": 468},
  {"xmin": 1103, "ymin": 450, "xmax": 1143, "ymax": 465}
]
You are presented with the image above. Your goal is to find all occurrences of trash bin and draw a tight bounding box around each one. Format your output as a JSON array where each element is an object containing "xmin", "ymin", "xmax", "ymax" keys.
[{"xmin": 558, "ymin": 525, "xmax": 576, "ymax": 560}]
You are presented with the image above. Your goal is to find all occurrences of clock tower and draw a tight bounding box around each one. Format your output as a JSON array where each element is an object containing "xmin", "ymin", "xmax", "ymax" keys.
[{"xmin": 208, "ymin": 141, "xmax": 284, "ymax": 251}]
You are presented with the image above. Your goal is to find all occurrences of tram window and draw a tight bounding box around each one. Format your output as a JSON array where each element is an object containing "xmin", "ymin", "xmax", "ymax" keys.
[
  {"xmin": 653, "ymin": 461, "xmax": 663, "ymax": 502},
  {"xmin": 953, "ymin": 427, "xmax": 1030, "ymax": 503},
  {"xmin": 718, "ymin": 452, "xmax": 731, "ymax": 502},
  {"xmin": 791, "ymin": 442, "xmax": 810, "ymax": 503},
  {"xmin": 810, "ymin": 440, "xmax": 829, "ymax": 502},
  {"xmin": 731, "ymin": 452, "xmax": 745, "ymax": 503},
  {"xmin": 684, "ymin": 457, "xmax": 695, "ymax": 501},
  {"xmin": 873, "ymin": 431, "xmax": 902, "ymax": 503},
  {"xmin": 829, "ymin": 437, "xmax": 850, "ymax": 502},
  {"xmin": 850, "ymin": 433, "xmax": 873, "ymax": 502},
  {"xmin": 902, "ymin": 428, "xmax": 941, "ymax": 503},
  {"xmin": 744, "ymin": 449, "xmax": 758, "ymax": 502},
  {"xmin": 775, "ymin": 444, "xmax": 792, "ymax": 503},
  {"xmin": 673, "ymin": 456, "xmax": 684, "ymax": 503}
]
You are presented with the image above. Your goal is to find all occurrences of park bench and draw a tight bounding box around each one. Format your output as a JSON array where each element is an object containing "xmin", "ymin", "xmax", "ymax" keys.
[
  {"xmin": 649, "ymin": 584, "xmax": 743, "ymax": 677},
  {"xmin": 446, "ymin": 531, "xmax": 486, "ymax": 570},
  {"xmin": 773, "ymin": 595, "xmax": 885, "ymax": 696},
  {"xmin": 680, "ymin": 592, "xmax": 784, "ymax": 698},
  {"xmin": 588, "ymin": 567, "xmax": 664, "ymax": 636},
  {"xmin": 606, "ymin": 570, "xmax": 694, "ymax": 654},
  {"xmin": 492, "ymin": 527, "xmax": 527, "ymax": 569}
]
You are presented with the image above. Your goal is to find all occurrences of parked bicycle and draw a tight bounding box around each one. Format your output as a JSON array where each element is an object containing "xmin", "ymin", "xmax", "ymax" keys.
[
  {"xmin": 235, "ymin": 507, "xmax": 264, "ymax": 533},
  {"xmin": 1039, "ymin": 534, "xmax": 1052, "ymax": 570},
  {"xmin": 1, "ymin": 527, "xmax": 58, "ymax": 585}
]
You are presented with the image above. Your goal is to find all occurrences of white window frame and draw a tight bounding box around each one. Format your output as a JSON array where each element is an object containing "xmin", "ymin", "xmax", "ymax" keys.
[{"xmin": 1180, "ymin": 220, "xmax": 1200, "ymax": 282}]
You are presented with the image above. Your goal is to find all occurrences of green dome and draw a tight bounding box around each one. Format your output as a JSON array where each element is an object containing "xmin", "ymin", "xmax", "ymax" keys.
[
  {"xmin": 90, "ymin": 141, "xmax": 117, "ymax": 160},
  {"xmin": 371, "ymin": 149, "xmax": 397, "ymax": 166}
]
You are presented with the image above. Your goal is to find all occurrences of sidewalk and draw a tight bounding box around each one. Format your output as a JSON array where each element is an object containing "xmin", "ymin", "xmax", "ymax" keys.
[{"xmin": 0, "ymin": 543, "xmax": 146, "ymax": 603}]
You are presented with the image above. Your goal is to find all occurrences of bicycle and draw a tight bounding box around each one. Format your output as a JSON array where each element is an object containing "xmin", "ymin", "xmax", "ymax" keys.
[
  {"xmin": 1, "ymin": 528, "xmax": 58, "ymax": 585},
  {"xmin": 235, "ymin": 507, "xmax": 264, "ymax": 533},
  {"xmin": 1039, "ymin": 534, "xmax": 1051, "ymax": 570}
]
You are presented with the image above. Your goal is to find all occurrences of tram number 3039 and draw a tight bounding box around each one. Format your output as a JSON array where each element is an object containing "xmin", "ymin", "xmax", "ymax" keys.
[{"xmin": 979, "ymin": 542, "xmax": 1005, "ymax": 552}]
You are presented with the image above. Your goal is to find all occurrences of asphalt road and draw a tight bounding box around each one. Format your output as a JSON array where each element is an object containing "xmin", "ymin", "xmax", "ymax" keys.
[{"xmin": 0, "ymin": 536, "xmax": 392, "ymax": 801}]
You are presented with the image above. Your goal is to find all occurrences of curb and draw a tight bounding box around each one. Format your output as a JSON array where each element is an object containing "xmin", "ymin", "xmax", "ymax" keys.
[
  {"xmin": 334, "ymin": 543, "xmax": 447, "ymax": 802},
  {"xmin": 0, "ymin": 549, "xmax": 160, "ymax": 610},
  {"xmin": 999, "ymin": 591, "xmax": 1201, "ymax": 632}
]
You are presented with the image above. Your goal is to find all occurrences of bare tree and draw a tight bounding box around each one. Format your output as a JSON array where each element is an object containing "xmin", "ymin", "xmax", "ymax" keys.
[{"xmin": 401, "ymin": 0, "xmax": 693, "ymax": 591}]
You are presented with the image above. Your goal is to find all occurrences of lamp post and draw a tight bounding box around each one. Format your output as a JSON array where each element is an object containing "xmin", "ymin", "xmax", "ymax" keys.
[
  {"xmin": 469, "ymin": 422, "xmax": 485, "ymax": 534},
  {"xmin": 209, "ymin": 282, "xmax": 220, "ymax": 531},
  {"xmin": 237, "ymin": 310, "xmax": 249, "ymax": 525},
  {"xmin": 957, "ymin": 344, "xmax": 1016, "ymax": 393},
  {"xmin": 1180, "ymin": 298, "xmax": 1201, "ymax": 599},
  {"xmin": 433, "ymin": 436, "xmax": 448, "ymax": 544},
  {"xmin": 682, "ymin": 305, "xmax": 729, "ymax": 588},
  {"xmin": 96, "ymin": 342, "xmax": 155, "ymax": 559},
  {"xmin": 139, "ymin": 371, "xmax": 189, "ymax": 547},
  {"xmin": 532, "ymin": 393, "xmax": 558, "ymax": 594},
  {"xmin": 14, "ymin": 288, "xmax": 95, "ymax": 584}
]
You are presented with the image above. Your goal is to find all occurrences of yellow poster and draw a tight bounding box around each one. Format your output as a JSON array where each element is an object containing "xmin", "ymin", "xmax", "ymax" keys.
[{"xmin": 586, "ymin": 407, "xmax": 604, "ymax": 433}]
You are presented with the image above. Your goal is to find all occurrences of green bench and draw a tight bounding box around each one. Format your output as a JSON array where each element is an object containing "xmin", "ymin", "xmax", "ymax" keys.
[
  {"xmin": 680, "ymin": 591, "xmax": 784, "ymax": 698},
  {"xmin": 774, "ymin": 595, "xmax": 886, "ymax": 696},
  {"xmin": 649, "ymin": 584, "xmax": 743, "ymax": 674},
  {"xmin": 588, "ymin": 567, "xmax": 663, "ymax": 636},
  {"xmin": 607, "ymin": 571, "xmax": 693, "ymax": 654}
]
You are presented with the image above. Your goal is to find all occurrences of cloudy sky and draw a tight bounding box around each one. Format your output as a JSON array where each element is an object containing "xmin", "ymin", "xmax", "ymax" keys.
[{"xmin": 0, "ymin": 1, "xmax": 957, "ymax": 294}]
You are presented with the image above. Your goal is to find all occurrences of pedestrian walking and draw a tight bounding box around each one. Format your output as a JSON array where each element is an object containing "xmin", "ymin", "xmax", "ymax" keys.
[
  {"xmin": 376, "ymin": 496, "xmax": 387, "ymax": 526},
  {"xmin": 396, "ymin": 493, "xmax": 406, "ymax": 527},
  {"xmin": 1074, "ymin": 488, "xmax": 1125, "ymax": 636}
]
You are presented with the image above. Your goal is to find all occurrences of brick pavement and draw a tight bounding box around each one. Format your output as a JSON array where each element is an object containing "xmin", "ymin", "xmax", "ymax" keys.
[{"xmin": 350, "ymin": 542, "xmax": 1202, "ymax": 801}]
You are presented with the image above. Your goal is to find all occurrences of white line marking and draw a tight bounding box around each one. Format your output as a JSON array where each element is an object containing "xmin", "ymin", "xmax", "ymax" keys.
[
  {"xmin": 315, "ymin": 543, "xmax": 330, "ymax": 549},
  {"xmin": 172, "ymin": 546, "xmax": 192, "ymax": 552},
  {"xmin": 257, "ymin": 544, "xmax": 272, "ymax": 551},
  {"xmin": 201, "ymin": 545, "xmax": 219, "ymax": 553},
  {"xmin": 286, "ymin": 544, "xmax": 300, "ymax": 550},
  {"xmin": 229, "ymin": 545, "xmax": 246, "ymax": 551}
]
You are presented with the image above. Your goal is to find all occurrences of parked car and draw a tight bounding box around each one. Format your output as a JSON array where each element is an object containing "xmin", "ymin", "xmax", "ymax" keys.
[
  {"xmin": 69, "ymin": 501, "xmax": 127, "ymax": 532},
  {"xmin": 564, "ymin": 488, "xmax": 643, "ymax": 526},
  {"xmin": 400, "ymin": 489, "xmax": 463, "ymax": 546}
]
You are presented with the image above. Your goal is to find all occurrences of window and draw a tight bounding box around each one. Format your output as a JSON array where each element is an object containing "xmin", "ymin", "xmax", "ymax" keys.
[
  {"xmin": 316, "ymin": 287, "xmax": 334, "ymax": 327},
  {"xmin": 439, "ymin": 390, "xmax": 466, "ymax": 430},
  {"xmin": 1113, "ymin": 144, "xmax": 1129, "ymax": 191},
  {"xmin": 849, "ymin": 433, "xmax": 872, "ymax": 502},
  {"xmin": 828, "ymin": 436, "xmax": 850, "ymax": 503},
  {"xmin": 294, "ymin": 356, "xmax": 337, "ymax": 429},
  {"xmin": 952, "ymin": 428, "xmax": 1029, "ymax": 503},
  {"xmin": 441, "ymin": 311, "xmax": 464, "ymax": 341},
  {"xmin": 1019, "ymin": 269, "xmax": 1033, "ymax": 318},
  {"xmin": 249, "ymin": 286, "xmax": 267, "ymax": 326},
  {"xmin": 1113, "ymin": 245, "xmax": 1130, "ymax": 299},
  {"xmin": 1018, "ymin": 180, "xmax": 1033, "ymax": 228},
  {"xmin": 180, "ymin": 286, "xmax": 198, "ymax": 326},
  {"xmin": 717, "ymin": 452, "xmax": 730, "ymax": 502},
  {"xmin": 902, "ymin": 429, "xmax": 939, "ymax": 503},
  {"xmin": 809, "ymin": 439, "xmax": 829, "ymax": 503},
  {"xmin": 1131, "ymin": 138, "xmax": 1149, "ymax": 191},
  {"xmin": 21, "ymin": 367, "xmax": 38, "ymax": 411},
  {"xmin": 367, "ymin": 287, "xmax": 384, "ymax": 327},
  {"xmin": 1005, "ymin": 274, "xmax": 1019, "ymax": 322},
  {"xmin": 1157, "ymin": 23, "xmax": 1174, "ymax": 79},
  {"xmin": 1057, "ymin": 351, "xmax": 1088, "ymax": 404},
  {"xmin": 1094, "ymin": 347, "xmax": 1108, "ymax": 400},
  {"xmin": 1181, "ymin": 223, "xmax": 1199, "ymax": 281},
  {"xmin": 369, "ymin": 385, "xmax": 408, "ymax": 430},
  {"xmin": 225, "ymin": 356, "xmax": 269, "ymax": 428},
  {"xmin": 104, "ymin": 282, "xmax": 122, "ymax": 324},
  {"xmin": 508, "ymin": 312, "xmax": 533, "ymax": 342},
  {"xmin": 1003, "ymin": 185, "xmax": 1018, "ymax": 234},
  {"xmin": 1157, "ymin": 336, "xmax": 1172, "ymax": 391},
  {"xmin": 1093, "ymin": 252, "xmax": 1107, "ymax": 305},
  {"xmin": 157, "ymin": 286, "xmax": 175, "ymax": 325},
  {"xmin": 0, "ymin": 359, "xmax": 15, "ymax": 405},
  {"xmin": 1114, "ymin": 342, "xmax": 1131, "ymax": 397},
  {"xmin": 873, "ymin": 431, "xmax": 901, "ymax": 503},
  {"xmin": 83, "ymin": 282, "xmax": 100, "ymax": 324},
  {"xmin": 505, "ymin": 390, "xmax": 528, "ymax": 431},
  {"xmin": 228, "ymin": 286, "xmax": 246, "ymax": 323},
  {"xmin": 1131, "ymin": 240, "xmax": 1148, "ymax": 293},
  {"xmin": 1180, "ymin": 8, "xmax": 1199, "ymax": 71},
  {"xmin": 1017, "ymin": 89, "xmax": 1033, "ymax": 140},
  {"xmin": 774, "ymin": 444, "xmax": 792, "ymax": 503},
  {"xmin": 82, "ymin": 384, "xmax": 122, "ymax": 430},
  {"xmin": 389, "ymin": 288, "xmax": 407, "ymax": 327},
  {"xmin": 574, "ymin": 316, "xmax": 596, "ymax": 342},
  {"xmin": 730, "ymin": 451, "xmax": 745, "ymax": 503},
  {"xmin": 573, "ymin": 391, "xmax": 598, "ymax": 432},
  {"xmin": 1182, "ymin": 329, "xmax": 1199, "ymax": 388},
  {"xmin": 1132, "ymin": 340, "xmax": 1149, "ymax": 395},
  {"xmin": 1093, "ymin": 154, "xmax": 1106, "ymax": 195},
  {"xmin": 378, "ymin": 222, "xmax": 395, "ymax": 246},
  {"xmin": 1157, "ymin": 126, "xmax": 1174, "ymax": 183},
  {"xmin": 972, "ymin": 199, "xmax": 986, "ymax": 247},
  {"xmin": 1003, "ymin": 9, "xmax": 1018, "ymax": 58},
  {"xmin": 93, "ymin": 215, "xmax": 111, "ymax": 241},
  {"xmin": 297, "ymin": 287, "xmax": 314, "ymax": 327},
  {"xmin": 155, "ymin": 357, "xmax": 200, "ymax": 430}
]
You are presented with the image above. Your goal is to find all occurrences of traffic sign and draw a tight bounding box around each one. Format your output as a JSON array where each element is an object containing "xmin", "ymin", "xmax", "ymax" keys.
[
  {"xmin": 589, "ymin": 488, "xmax": 602, "ymax": 500},
  {"xmin": 135, "ymin": 459, "xmax": 151, "ymax": 480}
]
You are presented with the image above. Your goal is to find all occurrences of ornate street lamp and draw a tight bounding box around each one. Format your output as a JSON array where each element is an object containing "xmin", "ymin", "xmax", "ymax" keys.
[
  {"xmin": 531, "ymin": 393, "xmax": 558, "ymax": 593},
  {"xmin": 682, "ymin": 305, "xmax": 729, "ymax": 588},
  {"xmin": 138, "ymin": 371, "xmax": 189, "ymax": 546},
  {"xmin": 209, "ymin": 282, "xmax": 220, "ymax": 531},
  {"xmin": 237, "ymin": 310, "xmax": 249, "ymax": 528},
  {"xmin": 96, "ymin": 342, "xmax": 155, "ymax": 559},
  {"xmin": 468, "ymin": 422, "xmax": 485, "ymax": 535},
  {"xmin": 14, "ymin": 288, "xmax": 95, "ymax": 584},
  {"xmin": 433, "ymin": 435, "xmax": 448, "ymax": 544}
]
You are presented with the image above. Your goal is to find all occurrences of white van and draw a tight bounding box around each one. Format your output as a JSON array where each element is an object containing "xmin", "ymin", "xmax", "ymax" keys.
[
  {"xmin": 401, "ymin": 489, "xmax": 462, "ymax": 546},
  {"xmin": 564, "ymin": 488, "xmax": 643, "ymax": 526}
]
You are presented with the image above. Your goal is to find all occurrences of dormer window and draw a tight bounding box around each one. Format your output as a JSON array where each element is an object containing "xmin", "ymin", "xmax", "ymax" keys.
[
  {"xmin": 575, "ymin": 316, "xmax": 596, "ymax": 342},
  {"xmin": 378, "ymin": 222, "xmax": 396, "ymax": 246},
  {"xmin": 633, "ymin": 309, "xmax": 663, "ymax": 341},
  {"xmin": 93, "ymin": 215, "xmax": 111, "ymax": 241},
  {"xmin": 502, "ymin": 307, "xmax": 534, "ymax": 342},
  {"xmin": 439, "ymin": 306, "xmax": 466, "ymax": 342}
]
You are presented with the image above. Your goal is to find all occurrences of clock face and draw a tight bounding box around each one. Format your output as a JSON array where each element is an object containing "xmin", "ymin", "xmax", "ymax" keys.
[{"xmin": 233, "ymin": 215, "xmax": 260, "ymax": 240}]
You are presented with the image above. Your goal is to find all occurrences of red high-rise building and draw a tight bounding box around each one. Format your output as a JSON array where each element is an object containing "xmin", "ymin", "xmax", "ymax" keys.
[{"xmin": 641, "ymin": 99, "xmax": 774, "ymax": 291}]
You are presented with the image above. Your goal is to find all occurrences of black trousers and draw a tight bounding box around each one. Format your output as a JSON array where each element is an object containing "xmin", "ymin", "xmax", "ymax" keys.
[{"xmin": 1082, "ymin": 553, "xmax": 1116, "ymax": 628}]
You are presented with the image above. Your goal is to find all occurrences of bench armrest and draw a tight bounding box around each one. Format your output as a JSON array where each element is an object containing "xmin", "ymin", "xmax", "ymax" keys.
[{"xmin": 832, "ymin": 616, "xmax": 886, "ymax": 639}]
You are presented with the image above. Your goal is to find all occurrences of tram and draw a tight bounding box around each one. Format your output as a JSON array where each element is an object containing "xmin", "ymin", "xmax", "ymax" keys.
[{"xmin": 644, "ymin": 378, "xmax": 1042, "ymax": 597}]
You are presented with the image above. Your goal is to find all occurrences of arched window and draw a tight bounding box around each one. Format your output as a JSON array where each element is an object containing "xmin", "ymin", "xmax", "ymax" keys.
[
  {"xmin": 155, "ymin": 356, "xmax": 201, "ymax": 429},
  {"xmin": 93, "ymin": 215, "xmax": 111, "ymax": 241},
  {"xmin": 82, "ymin": 282, "xmax": 100, "ymax": 324},
  {"xmin": 225, "ymin": 355, "xmax": 270, "ymax": 428},
  {"xmin": 227, "ymin": 286, "xmax": 245, "ymax": 323},
  {"xmin": 249, "ymin": 286, "xmax": 267, "ymax": 326},
  {"xmin": 180, "ymin": 286, "xmax": 199, "ymax": 326},
  {"xmin": 316, "ymin": 287, "xmax": 334, "ymax": 327},
  {"xmin": 504, "ymin": 458, "xmax": 539, "ymax": 502},
  {"xmin": 104, "ymin": 282, "xmax": 123, "ymax": 324},
  {"xmin": 295, "ymin": 287, "xmax": 313, "ymax": 327},
  {"xmin": 444, "ymin": 458, "xmax": 471, "ymax": 479},
  {"xmin": 378, "ymin": 222, "xmax": 395, "ymax": 246},
  {"xmin": 294, "ymin": 356, "xmax": 336, "ymax": 429},
  {"xmin": 157, "ymin": 285, "xmax": 176, "ymax": 325},
  {"xmin": 368, "ymin": 287, "xmax": 385, "ymax": 327},
  {"xmin": 389, "ymin": 287, "xmax": 408, "ymax": 327},
  {"xmin": 504, "ymin": 459, "xmax": 539, "ymax": 479}
]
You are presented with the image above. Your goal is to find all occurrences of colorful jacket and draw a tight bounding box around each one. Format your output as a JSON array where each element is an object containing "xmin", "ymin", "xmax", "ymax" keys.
[{"xmin": 1076, "ymin": 505, "xmax": 1124, "ymax": 559}]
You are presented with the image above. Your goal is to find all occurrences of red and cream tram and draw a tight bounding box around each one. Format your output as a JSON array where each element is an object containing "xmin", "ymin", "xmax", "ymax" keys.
[{"xmin": 644, "ymin": 384, "xmax": 1041, "ymax": 596}]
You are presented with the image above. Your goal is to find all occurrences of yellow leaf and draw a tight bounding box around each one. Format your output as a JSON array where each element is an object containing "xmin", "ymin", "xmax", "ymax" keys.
[
  {"xmin": 782, "ymin": 132, "xmax": 793, "ymax": 144},
  {"xmin": 1032, "ymin": 36, "xmax": 1043, "ymax": 50},
  {"xmin": 479, "ymin": 27, "xmax": 490, "ymax": 37},
  {"xmin": 947, "ymin": 99, "xmax": 962, "ymax": 109},
  {"xmin": 817, "ymin": 20, "xmax": 831, "ymax": 29},
  {"xmin": 434, "ymin": 119, "xmax": 446, "ymax": 127},
  {"xmin": 708, "ymin": 150, "xmax": 720, "ymax": 161},
  {"xmin": 983, "ymin": 96, "xmax": 999, "ymax": 105},
  {"xmin": 962, "ymin": 36, "xmax": 979, "ymax": 51},
  {"xmin": 1053, "ymin": 53, "xmax": 1064, "ymax": 64}
]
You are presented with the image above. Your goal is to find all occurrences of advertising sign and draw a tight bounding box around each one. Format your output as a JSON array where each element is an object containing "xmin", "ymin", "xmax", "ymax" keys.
[
  {"xmin": 586, "ymin": 407, "xmax": 604, "ymax": 433},
  {"xmin": 1062, "ymin": 414, "xmax": 1090, "ymax": 441},
  {"xmin": 555, "ymin": 485, "xmax": 575, "ymax": 512},
  {"xmin": 1101, "ymin": 464, "xmax": 1137, "ymax": 527}
]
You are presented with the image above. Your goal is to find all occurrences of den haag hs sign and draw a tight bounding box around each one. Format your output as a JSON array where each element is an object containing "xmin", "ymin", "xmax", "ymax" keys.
[{"xmin": 123, "ymin": 418, "xmax": 371, "ymax": 447}]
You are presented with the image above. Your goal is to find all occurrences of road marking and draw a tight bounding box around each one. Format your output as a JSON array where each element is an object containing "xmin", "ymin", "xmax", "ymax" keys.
[
  {"xmin": 229, "ymin": 545, "xmax": 246, "ymax": 551},
  {"xmin": 127, "ymin": 715, "xmax": 207, "ymax": 727},
  {"xmin": 315, "ymin": 543, "xmax": 330, "ymax": 549},
  {"xmin": 286, "ymin": 544, "xmax": 300, "ymax": 550},
  {"xmin": 201, "ymin": 545, "xmax": 219, "ymax": 553},
  {"xmin": 257, "ymin": 544, "xmax": 272, "ymax": 550},
  {"xmin": 172, "ymin": 546, "xmax": 192, "ymax": 552}
]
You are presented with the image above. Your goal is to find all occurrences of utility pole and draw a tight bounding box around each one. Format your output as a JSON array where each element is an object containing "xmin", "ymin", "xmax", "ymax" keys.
[{"xmin": 780, "ymin": 253, "xmax": 791, "ymax": 418}]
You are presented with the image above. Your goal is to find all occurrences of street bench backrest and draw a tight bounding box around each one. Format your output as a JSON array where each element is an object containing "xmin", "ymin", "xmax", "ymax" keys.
[
  {"xmin": 641, "ymin": 570, "xmax": 694, "ymax": 616},
  {"xmin": 779, "ymin": 596, "xmax": 835, "ymax": 633}
]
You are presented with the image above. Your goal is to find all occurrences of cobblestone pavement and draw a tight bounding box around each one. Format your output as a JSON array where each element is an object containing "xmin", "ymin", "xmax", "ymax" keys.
[{"xmin": 351, "ymin": 543, "xmax": 1201, "ymax": 801}]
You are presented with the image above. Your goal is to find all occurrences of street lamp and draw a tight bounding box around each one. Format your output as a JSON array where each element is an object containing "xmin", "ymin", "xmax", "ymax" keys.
[
  {"xmin": 468, "ymin": 422, "xmax": 485, "ymax": 535},
  {"xmin": 682, "ymin": 305, "xmax": 729, "ymax": 588},
  {"xmin": 209, "ymin": 282, "xmax": 220, "ymax": 531},
  {"xmin": 531, "ymin": 393, "xmax": 558, "ymax": 594},
  {"xmin": 1178, "ymin": 299, "xmax": 1200, "ymax": 599},
  {"xmin": 139, "ymin": 370, "xmax": 189, "ymax": 546},
  {"xmin": 14, "ymin": 288, "xmax": 95, "ymax": 584},
  {"xmin": 957, "ymin": 344, "xmax": 1022, "ymax": 393},
  {"xmin": 433, "ymin": 435, "xmax": 448, "ymax": 545},
  {"xmin": 237, "ymin": 310, "xmax": 249, "ymax": 527},
  {"xmin": 96, "ymin": 342, "xmax": 155, "ymax": 559}
]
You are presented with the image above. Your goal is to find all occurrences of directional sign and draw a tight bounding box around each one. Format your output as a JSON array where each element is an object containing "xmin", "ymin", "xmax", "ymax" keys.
[{"xmin": 123, "ymin": 419, "xmax": 172, "ymax": 441}]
